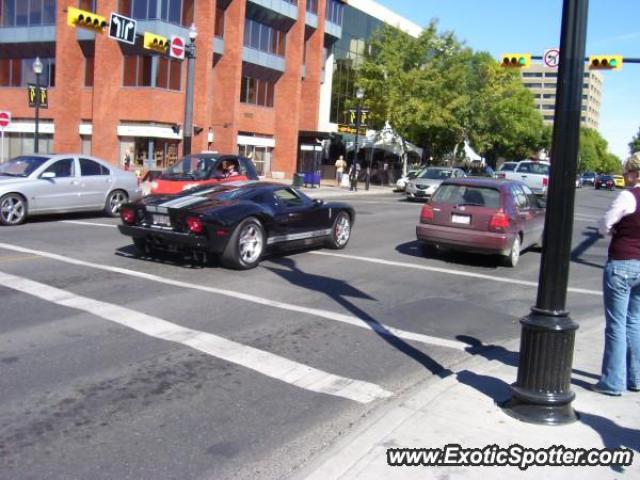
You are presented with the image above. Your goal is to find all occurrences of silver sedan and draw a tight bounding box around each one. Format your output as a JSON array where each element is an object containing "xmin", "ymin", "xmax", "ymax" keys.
[{"xmin": 0, "ymin": 154, "xmax": 142, "ymax": 226}]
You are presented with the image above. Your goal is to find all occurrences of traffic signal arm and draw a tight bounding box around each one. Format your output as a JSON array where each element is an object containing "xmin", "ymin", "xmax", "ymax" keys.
[{"xmin": 67, "ymin": 7, "xmax": 107, "ymax": 32}]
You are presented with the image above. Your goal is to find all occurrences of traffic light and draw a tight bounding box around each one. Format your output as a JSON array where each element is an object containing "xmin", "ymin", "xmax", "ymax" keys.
[
  {"xmin": 501, "ymin": 54, "xmax": 532, "ymax": 68},
  {"xmin": 588, "ymin": 55, "xmax": 623, "ymax": 70},
  {"xmin": 67, "ymin": 6, "xmax": 107, "ymax": 32},
  {"xmin": 144, "ymin": 32, "xmax": 169, "ymax": 53}
]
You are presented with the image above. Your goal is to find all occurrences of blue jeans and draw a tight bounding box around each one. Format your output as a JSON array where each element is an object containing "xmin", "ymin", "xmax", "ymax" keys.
[{"xmin": 598, "ymin": 260, "xmax": 640, "ymax": 392}]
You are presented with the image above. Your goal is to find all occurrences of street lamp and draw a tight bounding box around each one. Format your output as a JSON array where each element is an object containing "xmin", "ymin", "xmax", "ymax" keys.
[
  {"xmin": 183, "ymin": 23, "xmax": 198, "ymax": 156},
  {"xmin": 32, "ymin": 57, "xmax": 43, "ymax": 153},
  {"xmin": 350, "ymin": 87, "xmax": 365, "ymax": 191},
  {"xmin": 503, "ymin": 0, "xmax": 587, "ymax": 425}
]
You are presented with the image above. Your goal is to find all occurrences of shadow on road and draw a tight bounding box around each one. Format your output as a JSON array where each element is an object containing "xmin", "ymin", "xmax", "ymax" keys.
[
  {"xmin": 571, "ymin": 226, "xmax": 605, "ymax": 269},
  {"xmin": 395, "ymin": 240, "xmax": 502, "ymax": 270},
  {"xmin": 114, "ymin": 244, "xmax": 221, "ymax": 269},
  {"xmin": 264, "ymin": 256, "xmax": 452, "ymax": 378}
]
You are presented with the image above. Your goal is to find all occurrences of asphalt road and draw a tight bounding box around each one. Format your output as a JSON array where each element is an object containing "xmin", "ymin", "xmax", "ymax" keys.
[{"xmin": 0, "ymin": 187, "xmax": 614, "ymax": 479}]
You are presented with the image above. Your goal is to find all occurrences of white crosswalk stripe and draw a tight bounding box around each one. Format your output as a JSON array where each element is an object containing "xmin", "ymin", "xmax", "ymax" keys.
[
  {"xmin": 0, "ymin": 242, "xmax": 471, "ymax": 351},
  {"xmin": 0, "ymin": 270, "xmax": 392, "ymax": 404}
]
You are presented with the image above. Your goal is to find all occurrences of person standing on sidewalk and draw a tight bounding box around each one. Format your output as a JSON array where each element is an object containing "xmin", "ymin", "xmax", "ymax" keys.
[
  {"xmin": 335, "ymin": 155, "xmax": 347, "ymax": 187},
  {"xmin": 349, "ymin": 161, "xmax": 361, "ymax": 192},
  {"xmin": 594, "ymin": 152, "xmax": 640, "ymax": 396}
]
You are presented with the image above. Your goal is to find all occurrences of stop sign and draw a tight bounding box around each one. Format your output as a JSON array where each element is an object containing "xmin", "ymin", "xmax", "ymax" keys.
[
  {"xmin": 0, "ymin": 111, "xmax": 10, "ymax": 128},
  {"xmin": 170, "ymin": 35, "xmax": 185, "ymax": 60}
]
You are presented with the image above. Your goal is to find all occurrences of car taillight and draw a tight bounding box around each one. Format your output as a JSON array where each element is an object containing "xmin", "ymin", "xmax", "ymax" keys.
[
  {"xmin": 420, "ymin": 204, "xmax": 434, "ymax": 223},
  {"xmin": 186, "ymin": 216, "xmax": 204, "ymax": 234},
  {"xmin": 489, "ymin": 210, "xmax": 510, "ymax": 232},
  {"xmin": 543, "ymin": 177, "xmax": 549, "ymax": 187},
  {"xmin": 121, "ymin": 207, "xmax": 136, "ymax": 225}
]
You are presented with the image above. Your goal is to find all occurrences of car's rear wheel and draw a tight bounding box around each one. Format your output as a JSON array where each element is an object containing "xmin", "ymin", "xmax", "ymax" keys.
[
  {"xmin": 504, "ymin": 235, "xmax": 521, "ymax": 268},
  {"xmin": 222, "ymin": 217, "xmax": 265, "ymax": 269},
  {"xmin": 0, "ymin": 193, "xmax": 27, "ymax": 226},
  {"xmin": 105, "ymin": 190, "xmax": 128, "ymax": 217},
  {"xmin": 326, "ymin": 211, "xmax": 352, "ymax": 249}
]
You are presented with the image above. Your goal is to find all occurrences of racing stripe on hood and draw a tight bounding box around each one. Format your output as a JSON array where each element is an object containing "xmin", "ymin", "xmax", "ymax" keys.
[{"xmin": 159, "ymin": 195, "xmax": 210, "ymax": 209}]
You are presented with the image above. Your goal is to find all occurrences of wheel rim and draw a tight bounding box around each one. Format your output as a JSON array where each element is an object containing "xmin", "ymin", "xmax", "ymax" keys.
[
  {"xmin": 334, "ymin": 214, "xmax": 351, "ymax": 246},
  {"xmin": 511, "ymin": 237, "xmax": 520, "ymax": 265},
  {"xmin": 1, "ymin": 195, "xmax": 26, "ymax": 225},
  {"xmin": 109, "ymin": 191, "xmax": 127, "ymax": 214},
  {"xmin": 239, "ymin": 223, "xmax": 263, "ymax": 264}
]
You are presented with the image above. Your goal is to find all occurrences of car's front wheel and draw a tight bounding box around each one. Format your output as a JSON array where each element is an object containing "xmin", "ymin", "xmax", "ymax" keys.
[
  {"xmin": 0, "ymin": 193, "xmax": 28, "ymax": 226},
  {"xmin": 222, "ymin": 217, "xmax": 265, "ymax": 269},
  {"xmin": 105, "ymin": 190, "xmax": 128, "ymax": 217},
  {"xmin": 326, "ymin": 211, "xmax": 352, "ymax": 249}
]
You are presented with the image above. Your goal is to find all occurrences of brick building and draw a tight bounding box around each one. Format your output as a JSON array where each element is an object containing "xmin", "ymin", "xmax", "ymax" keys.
[{"xmin": 0, "ymin": 0, "xmax": 419, "ymax": 178}]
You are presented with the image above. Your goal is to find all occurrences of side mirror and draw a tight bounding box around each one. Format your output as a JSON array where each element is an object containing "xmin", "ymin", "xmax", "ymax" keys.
[
  {"xmin": 41, "ymin": 171, "xmax": 56, "ymax": 179},
  {"xmin": 313, "ymin": 199, "xmax": 324, "ymax": 207}
]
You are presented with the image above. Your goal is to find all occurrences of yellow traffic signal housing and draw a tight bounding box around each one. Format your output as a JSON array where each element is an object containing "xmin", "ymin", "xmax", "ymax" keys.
[
  {"xmin": 67, "ymin": 6, "xmax": 107, "ymax": 32},
  {"xmin": 501, "ymin": 54, "xmax": 532, "ymax": 68},
  {"xmin": 588, "ymin": 55, "xmax": 623, "ymax": 70},
  {"xmin": 144, "ymin": 32, "xmax": 169, "ymax": 53}
]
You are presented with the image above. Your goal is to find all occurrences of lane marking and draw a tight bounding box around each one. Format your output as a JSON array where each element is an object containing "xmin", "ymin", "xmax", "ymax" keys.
[
  {"xmin": 310, "ymin": 251, "xmax": 602, "ymax": 296},
  {"xmin": 60, "ymin": 220, "xmax": 118, "ymax": 228},
  {"xmin": 0, "ymin": 242, "xmax": 469, "ymax": 351},
  {"xmin": 0, "ymin": 270, "xmax": 392, "ymax": 404}
]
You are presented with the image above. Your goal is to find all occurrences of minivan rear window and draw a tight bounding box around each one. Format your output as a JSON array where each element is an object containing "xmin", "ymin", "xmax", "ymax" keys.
[{"xmin": 432, "ymin": 185, "xmax": 501, "ymax": 209}]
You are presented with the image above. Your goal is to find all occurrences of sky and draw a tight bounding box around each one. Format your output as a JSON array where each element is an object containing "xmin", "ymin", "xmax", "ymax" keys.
[{"xmin": 375, "ymin": 0, "xmax": 640, "ymax": 160}]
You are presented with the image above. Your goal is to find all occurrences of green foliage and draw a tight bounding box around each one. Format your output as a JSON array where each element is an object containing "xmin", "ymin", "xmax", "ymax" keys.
[
  {"xmin": 630, "ymin": 126, "xmax": 640, "ymax": 154},
  {"xmin": 579, "ymin": 128, "xmax": 621, "ymax": 173},
  {"xmin": 355, "ymin": 22, "xmax": 547, "ymax": 165}
]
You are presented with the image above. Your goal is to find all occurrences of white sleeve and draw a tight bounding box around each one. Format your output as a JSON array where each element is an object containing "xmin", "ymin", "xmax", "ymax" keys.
[{"xmin": 599, "ymin": 190, "xmax": 637, "ymax": 235}]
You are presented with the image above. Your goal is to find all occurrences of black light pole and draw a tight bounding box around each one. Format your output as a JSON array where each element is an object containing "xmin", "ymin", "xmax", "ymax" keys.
[
  {"xmin": 33, "ymin": 57, "xmax": 43, "ymax": 153},
  {"xmin": 350, "ymin": 87, "xmax": 364, "ymax": 191},
  {"xmin": 183, "ymin": 23, "xmax": 198, "ymax": 156},
  {"xmin": 503, "ymin": 0, "xmax": 588, "ymax": 425}
]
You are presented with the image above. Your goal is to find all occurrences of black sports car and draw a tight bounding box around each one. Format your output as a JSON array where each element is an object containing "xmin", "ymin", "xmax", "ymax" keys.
[{"xmin": 117, "ymin": 182, "xmax": 355, "ymax": 269}]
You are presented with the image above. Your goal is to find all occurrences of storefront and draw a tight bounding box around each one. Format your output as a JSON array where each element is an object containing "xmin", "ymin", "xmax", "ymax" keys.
[
  {"xmin": 0, "ymin": 121, "xmax": 54, "ymax": 163},
  {"xmin": 237, "ymin": 133, "xmax": 274, "ymax": 177},
  {"xmin": 118, "ymin": 123, "xmax": 181, "ymax": 175}
]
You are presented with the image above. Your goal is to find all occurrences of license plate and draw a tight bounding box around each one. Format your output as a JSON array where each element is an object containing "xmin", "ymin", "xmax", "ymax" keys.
[
  {"xmin": 451, "ymin": 214, "xmax": 471, "ymax": 225},
  {"xmin": 152, "ymin": 214, "xmax": 171, "ymax": 226}
]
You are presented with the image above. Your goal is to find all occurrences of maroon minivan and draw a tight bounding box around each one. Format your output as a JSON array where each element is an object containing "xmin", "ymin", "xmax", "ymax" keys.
[{"xmin": 416, "ymin": 178, "xmax": 546, "ymax": 267}]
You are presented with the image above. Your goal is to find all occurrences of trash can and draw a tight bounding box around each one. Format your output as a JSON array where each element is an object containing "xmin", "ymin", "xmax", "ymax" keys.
[{"xmin": 292, "ymin": 173, "xmax": 304, "ymax": 187}]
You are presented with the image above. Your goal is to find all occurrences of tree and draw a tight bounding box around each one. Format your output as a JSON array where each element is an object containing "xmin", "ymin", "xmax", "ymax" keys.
[
  {"xmin": 579, "ymin": 128, "xmax": 621, "ymax": 173},
  {"xmin": 629, "ymin": 126, "xmax": 640, "ymax": 154}
]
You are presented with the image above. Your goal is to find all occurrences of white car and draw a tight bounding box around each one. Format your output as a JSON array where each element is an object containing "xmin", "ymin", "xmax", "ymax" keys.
[
  {"xmin": 395, "ymin": 169, "xmax": 424, "ymax": 192},
  {"xmin": 406, "ymin": 167, "xmax": 466, "ymax": 200},
  {"xmin": 0, "ymin": 154, "xmax": 142, "ymax": 226}
]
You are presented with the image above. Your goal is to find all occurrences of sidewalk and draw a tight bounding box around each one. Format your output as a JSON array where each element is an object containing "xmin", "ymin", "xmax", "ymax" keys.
[
  {"xmin": 297, "ymin": 181, "xmax": 396, "ymax": 198},
  {"xmin": 295, "ymin": 319, "xmax": 640, "ymax": 479}
]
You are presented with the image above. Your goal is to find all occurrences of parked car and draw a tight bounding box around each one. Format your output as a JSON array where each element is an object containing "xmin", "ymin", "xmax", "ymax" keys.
[
  {"xmin": 149, "ymin": 153, "xmax": 259, "ymax": 195},
  {"xmin": 581, "ymin": 171, "xmax": 596, "ymax": 186},
  {"xmin": 405, "ymin": 167, "xmax": 466, "ymax": 201},
  {"xmin": 496, "ymin": 162, "xmax": 519, "ymax": 176},
  {"xmin": 395, "ymin": 168, "xmax": 424, "ymax": 192},
  {"xmin": 576, "ymin": 175, "xmax": 584, "ymax": 189},
  {"xmin": 496, "ymin": 159, "xmax": 550, "ymax": 196},
  {"xmin": 416, "ymin": 178, "xmax": 546, "ymax": 267},
  {"xmin": 118, "ymin": 182, "xmax": 355, "ymax": 269},
  {"xmin": 613, "ymin": 175, "xmax": 625, "ymax": 188},
  {"xmin": 595, "ymin": 175, "xmax": 615, "ymax": 190},
  {"xmin": 0, "ymin": 154, "xmax": 142, "ymax": 226}
]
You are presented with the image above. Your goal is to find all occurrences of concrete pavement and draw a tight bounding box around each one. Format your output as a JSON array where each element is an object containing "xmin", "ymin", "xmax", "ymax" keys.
[{"xmin": 296, "ymin": 317, "xmax": 640, "ymax": 479}]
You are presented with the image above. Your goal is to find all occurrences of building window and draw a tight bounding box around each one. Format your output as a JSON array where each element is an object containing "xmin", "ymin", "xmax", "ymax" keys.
[
  {"xmin": 123, "ymin": 55, "xmax": 152, "ymax": 87},
  {"xmin": 522, "ymin": 72, "xmax": 542, "ymax": 78},
  {"xmin": 0, "ymin": 57, "xmax": 55, "ymax": 87},
  {"xmin": 307, "ymin": 0, "xmax": 318, "ymax": 14},
  {"xmin": 244, "ymin": 19, "xmax": 286, "ymax": 57},
  {"xmin": 238, "ymin": 143, "xmax": 272, "ymax": 177},
  {"xmin": 118, "ymin": 0, "xmax": 194, "ymax": 27},
  {"xmin": 214, "ymin": 5, "xmax": 224, "ymax": 38},
  {"xmin": 544, "ymin": 72, "xmax": 558, "ymax": 78},
  {"xmin": 543, "ymin": 94, "xmax": 555, "ymax": 99},
  {"xmin": 523, "ymin": 83, "xmax": 542, "ymax": 89},
  {"xmin": 84, "ymin": 55, "xmax": 94, "ymax": 87},
  {"xmin": 156, "ymin": 57, "xmax": 182, "ymax": 90},
  {"xmin": 544, "ymin": 115, "xmax": 554, "ymax": 121},
  {"xmin": 542, "ymin": 104, "xmax": 555, "ymax": 110},
  {"xmin": 240, "ymin": 76, "xmax": 275, "ymax": 107},
  {"xmin": 326, "ymin": 0, "xmax": 344, "ymax": 25},
  {"xmin": 1, "ymin": 0, "xmax": 56, "ymax": 26},
  {"xmin": 81, "ymin": 135, "xmax": 92, "ymax": 155},
  {"xmin": 78, "ymin": 0, "xmax": 95, "ymax": 11}
]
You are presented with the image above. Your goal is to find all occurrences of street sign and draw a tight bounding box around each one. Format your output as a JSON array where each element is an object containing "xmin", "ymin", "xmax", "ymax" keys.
[
  {"xmin": 347, "ymin": 108, "xmax": 369, "ymax": 127},
  {"xmin": 543, "ymin": 48, "xmax": 560, "ymax": 68},
  {"xmin": 170, "ymin": 35, "xmax": 186, "ymax": 60},
  {"xmin": 338, "ymin": 124, "xmax": 366, "ymax": 135},
  {"xmin": 0, "ymin": 111, "xmax": 10, "ymax": 128},
  {"xmin": 109, "ymin": 13, "xmax": 137, "ymax": 45},
  {"xmin": 27, "ymin": 84, "xmax": 48, "ymax": 109}
]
